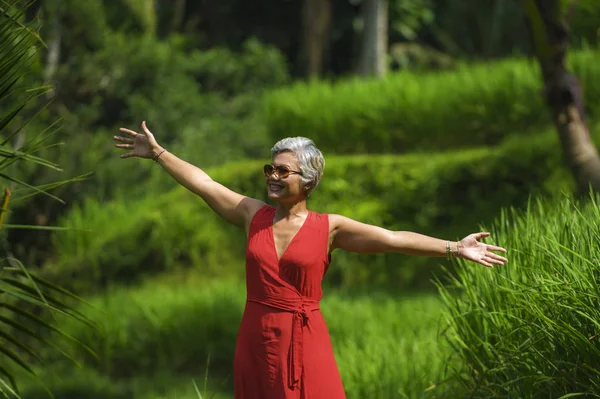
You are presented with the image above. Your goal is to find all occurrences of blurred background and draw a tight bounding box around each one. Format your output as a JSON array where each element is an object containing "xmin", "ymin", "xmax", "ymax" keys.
[{"xmin": 2, "ymin": 0, "xmax": 600, "ymax": 398}]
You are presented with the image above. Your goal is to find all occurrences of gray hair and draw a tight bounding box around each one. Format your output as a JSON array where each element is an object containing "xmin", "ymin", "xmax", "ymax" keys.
[{"xmin": 271, "ymin": 137, "xmax": 325, "ymax": 193}]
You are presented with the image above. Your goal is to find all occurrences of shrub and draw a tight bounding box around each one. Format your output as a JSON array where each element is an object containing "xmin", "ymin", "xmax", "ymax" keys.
[
  {"xmin": 183, "ymin": 37, "xmax": 290, "ymax": 95},
  {"xmin": 18, "ymin": 366, "xmax": 133, "ymax": 399},
  {"xmin": 44, "ymin": 191, "xmax": 245, "ymax": 294},
  {"xmin": 45, "ymin": 126, "xmax": 598, "ymax": 293},
  {"xmin": 437, "ymin": 193, "xmax": 600, "ymax": 398},
  {"xmin": 11, "ymin": 33, "xmax": 282, "ymax": 265},
  {"xmin": 18, "ymin": 364, "xmax": 231, "ymax": 399},
  {"xmin": 262, "ymin": 49, "xmax": 600, "ymax": 154},
  {"xmin": 58, "ymin": 276, "xmax": 245, "ymax": 381},
  {"xmin": 40, "ymin": 275, "xmax": 456, "ymax": 398}
]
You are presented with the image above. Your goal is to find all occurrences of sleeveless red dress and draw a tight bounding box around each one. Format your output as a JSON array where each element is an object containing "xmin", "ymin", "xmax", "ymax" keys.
[{"xmin": 234, "ymin": 205, "xmax": 346, "ymax": 398}]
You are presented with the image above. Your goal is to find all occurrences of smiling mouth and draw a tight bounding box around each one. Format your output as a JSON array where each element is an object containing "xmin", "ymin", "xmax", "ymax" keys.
[{"xmin": 269, "ymin": 183, "xmax": 284, "ymax": 191}]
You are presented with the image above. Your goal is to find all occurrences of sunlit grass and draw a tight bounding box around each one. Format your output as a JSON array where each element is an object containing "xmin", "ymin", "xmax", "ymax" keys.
[
  {"xmin": 437, "ymin": 193, "xmax": 600, "ymax": 398},
  {"xmin": 21, "ymin": 272, "xmax": 458, "ymax": 399},
  {"xmin": 262, "ymin": 49, "xmax": 600, "ymax": 154}
]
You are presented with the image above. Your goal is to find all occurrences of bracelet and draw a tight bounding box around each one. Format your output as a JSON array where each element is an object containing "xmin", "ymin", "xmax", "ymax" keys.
[
  {"xmin": 446, "ymin": 240, "xmax": 460, "ymax": 260},
  {"xmin": 152, "ymin": 149, "xmax": 167, "ymax": 163}
]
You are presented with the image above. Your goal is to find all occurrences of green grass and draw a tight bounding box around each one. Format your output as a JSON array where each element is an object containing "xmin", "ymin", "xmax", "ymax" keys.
[
  {"xmin": 437, "ymin": 193, "xmax": 600, "ymax": 398},
  {"xmin": 262, "ymin": 49, "xmax": 600, "ymax": 154},
  {"xmin": 17, "ymin": 366, "xmax": 233, "ymax": 399},
  {"xmin": 326, "ymin": 292, "xmax": 462, "ymax": 398},
  {"xmin": 45, "ymin": 126, "xmax": 595, "ymax": 294},
  {"xmin": 20, "ymin": 272, "xmax": 457, "ymax": 399},
  {"xmin": 21, "ymin": 193, "xmax": 600, "ymax": 399}
]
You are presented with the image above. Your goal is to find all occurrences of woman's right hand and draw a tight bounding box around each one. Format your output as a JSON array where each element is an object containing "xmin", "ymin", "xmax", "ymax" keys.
[{"xmin": 114, "ymin": 120, "xmax": 163, "ymax": 159}]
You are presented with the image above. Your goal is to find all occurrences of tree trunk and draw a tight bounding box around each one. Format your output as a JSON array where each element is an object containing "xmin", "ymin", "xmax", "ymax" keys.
[
  {"xmin": 44, "ymin": 11, "xmax": 61, "ymax": 99},
  {"xmin": 357, "ymin": 0, "xmax": 388, "ymax": 77},
  {"xmin": 169, "ymin": 0, "xmax": 186, "ymax": 34},
  {"xmin": 302, "ymin": 0, "xmax": 332, "ymax": 78},
  {"xmin": 523, "ymin": 0, "xmax": 600, "ymax": 194}
]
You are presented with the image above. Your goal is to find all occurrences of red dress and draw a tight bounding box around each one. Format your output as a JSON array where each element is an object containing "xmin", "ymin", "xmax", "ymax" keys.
[{"xmin": 234, "ymin": 205, "xmax": 346, "ymax": 399}]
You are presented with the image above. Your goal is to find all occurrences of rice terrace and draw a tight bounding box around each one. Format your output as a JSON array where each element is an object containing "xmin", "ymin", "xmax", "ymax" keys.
[{"xmin": 1, "ymin": 0, "xmax": 599, "ymax": 398}]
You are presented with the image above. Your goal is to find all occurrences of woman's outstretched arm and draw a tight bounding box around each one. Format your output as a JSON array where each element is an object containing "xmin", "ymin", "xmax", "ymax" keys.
[
  {"xmin": 328, "ymin": 214, "xmax": 507, "ymax": 268},
  {"xmin": 114, "ymin": 121, "xmax": 266, "ymax": 230}
]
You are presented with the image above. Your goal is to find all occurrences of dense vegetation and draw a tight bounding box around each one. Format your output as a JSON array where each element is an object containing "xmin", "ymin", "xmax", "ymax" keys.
[
  {"xmin": 263, "ymin": 50, "xmax": 600, "ymax": 154},
  {"xmin": 4, "ymin": 0, "xmax": 600, "ymax": 398},
  {"xmin": 46, "ymin": 125, "xmax": 596, "ymax": 294},
  {"xmin": 18, "ymin": 188, "xmax": 600, "ymax": 399},
  {"xmin": 438, "ymin": 194, "xmax": 600, "ymax": 398}
]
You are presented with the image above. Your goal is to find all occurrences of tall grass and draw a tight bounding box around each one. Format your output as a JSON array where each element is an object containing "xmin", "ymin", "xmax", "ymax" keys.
[
  {"xmin": 437, "ymin": 193, "xmax": 600, "ymax": 398},
  {"xmin": 47, "ymin": 127, "xmax": 592, "ymax": 294},
  {"xmin": 22, "ymin": 273, "xmax": 456, "ymax": 399},
  {"xmin": 262, "ymin": 49, "xmax": 600, "ymax": 154}
]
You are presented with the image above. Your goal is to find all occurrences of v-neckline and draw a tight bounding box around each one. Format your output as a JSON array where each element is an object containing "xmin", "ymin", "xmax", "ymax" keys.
[{"xmin": 270, "ymin": 209, "xmax": 311, "ymax": 264}]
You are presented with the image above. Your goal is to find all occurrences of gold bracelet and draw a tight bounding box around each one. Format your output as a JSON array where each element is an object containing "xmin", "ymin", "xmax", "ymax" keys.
[{"xmin": 446, "ymin": 240, "xmax": 460, "ymax": 260}]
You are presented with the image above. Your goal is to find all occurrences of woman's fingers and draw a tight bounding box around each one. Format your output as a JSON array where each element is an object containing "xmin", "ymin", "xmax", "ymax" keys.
[
  {"xmin": 487, "ymin": 252, "xmax": 508, "ymax": 263},
  {"xmin": 116, "ymin": 122, "xmax": 157, "ymax": 160},
  {"xmin": 119, "ymin": 127, "xmax": 138, "ymax": 137},
  {"xmin": 487, "ymin": 244, "xmax": 507, "ymax": 253},
  {"xmin": 484, "ymin": 255, "xmax": 505, "ymax": 266},
  {"xmin": 114, "ymin": 135, "xmax": 134, "ymax": 143},
  {"xmin": 141, "ymin": 121, "xmax": 153, "ymax": 136},
  {"xmin": 473, "ymin": 232, "xmax": 491, "ymax": 240}
]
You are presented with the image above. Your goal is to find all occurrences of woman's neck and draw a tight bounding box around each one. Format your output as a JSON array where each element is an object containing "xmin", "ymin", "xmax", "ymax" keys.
[{"xmin": 274, "ymin": 200, "xmax": 308, "ymax": 221}]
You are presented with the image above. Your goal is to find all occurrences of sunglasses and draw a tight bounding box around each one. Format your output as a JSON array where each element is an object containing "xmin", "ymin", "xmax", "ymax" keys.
[{"xmin": 263, "ymin": 164, "xmax": 303, "ymax": 179}]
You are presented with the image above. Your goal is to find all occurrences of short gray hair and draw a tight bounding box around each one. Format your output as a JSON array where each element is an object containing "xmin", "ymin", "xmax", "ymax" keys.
[{"xmin": 271, "ymin": 137, "xmax": 325, "ymax": 192}]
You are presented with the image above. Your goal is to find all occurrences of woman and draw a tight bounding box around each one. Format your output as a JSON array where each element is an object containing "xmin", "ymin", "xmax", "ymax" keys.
[{"xmin": 114, "ymin": 121, "xmax": 508, "ymax": 399}]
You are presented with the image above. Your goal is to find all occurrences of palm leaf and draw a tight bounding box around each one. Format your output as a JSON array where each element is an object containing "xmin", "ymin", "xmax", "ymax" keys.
[
  {"xmin": 1, "ymin": 278, "xmax": 94, "ymax": 328},
  {"xmin": 0, "ymin": 345, "xmax": 34, "ymax": 377},
  {"xmin": 0, "ymin": 173, "xmax": 65, "ymax": 204},
  {"xmin": 0, "ymin": 366, "xmax": 19, "ymax": 398},
  {"xmin": 2, "ymin": 225, "xmax": 79, "ymax": 231},
  {"xmin": 0, "ymin": 104, "xmax": 26, "ymax": 134},
  {"xmin": 9, "ymin": 172, "xmax": 93, "ymax": 203},
  {"xmin": 0, "ymin": 303, "xmax": 97, "ymax": 359},
  {"xmin": 0, "ymin": 329, "xmax": 43, "ymax": 363},
  {"xmin": 0, "ymin": 312, "xmax": 85, "ymax": 368},
  {"xmin": 0, "ymin": 2, "xmax": 97, "ymax": 397},
  {"xmin": 3, "ymin": 264, "xmax": 98, "ymax": 309}
]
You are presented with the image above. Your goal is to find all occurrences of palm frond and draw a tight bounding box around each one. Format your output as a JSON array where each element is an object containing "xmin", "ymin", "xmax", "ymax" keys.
[
  {"xmin": 0, "ymin": 173, "xmax": 65, "ymax": 204},
  {"xmin": 9, "ymin": 172, "xmax": 93, "ymax": 203},
  {"xmin": 0, "ymin": 2, "xmax": 97, "ymax": 397}
]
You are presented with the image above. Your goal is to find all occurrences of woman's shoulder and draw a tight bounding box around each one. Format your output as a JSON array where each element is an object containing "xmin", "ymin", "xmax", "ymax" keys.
[
  {"xmin": 308, "ymin": 209, "xmax": 335, "ymax": 229},
  {"xmin": 251, "ymin": 203, "xmax": 274, "ymax": 221}
]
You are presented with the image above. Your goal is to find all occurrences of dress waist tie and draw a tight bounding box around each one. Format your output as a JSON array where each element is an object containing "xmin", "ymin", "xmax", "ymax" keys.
[{"xmin": 247, "ymin": 295, "xmax": 320, "ymax": 390}]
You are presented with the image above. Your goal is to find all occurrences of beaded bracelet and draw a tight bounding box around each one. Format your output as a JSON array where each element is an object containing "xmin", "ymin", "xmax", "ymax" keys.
[{"xmin": 446, "ymin": 240, "xmax": 460, "ymax": 260}]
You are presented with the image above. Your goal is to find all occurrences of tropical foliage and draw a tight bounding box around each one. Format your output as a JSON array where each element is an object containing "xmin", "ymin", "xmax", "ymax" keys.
[
  {"xmin": 438, "ymin": 193, "xmax": 600, "ymax": 398},
  {"xmin": 3, "ymin": 0, "xmax": 600, "ymax": 398},
  {"xmin": 0, "ymin": 2, "xmax": 93, "ymax": 397}
]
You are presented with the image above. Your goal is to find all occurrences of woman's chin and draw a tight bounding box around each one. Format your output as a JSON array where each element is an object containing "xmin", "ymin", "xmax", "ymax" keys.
[{"xmin": 267, "ymin": 190, "xmax": 285, "ymax": 200}]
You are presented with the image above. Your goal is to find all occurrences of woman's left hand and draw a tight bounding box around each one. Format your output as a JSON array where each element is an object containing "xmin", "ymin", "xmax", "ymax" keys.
[{"xmin": 458, "ymin": 232, "xmax": 508, "ymax": 268}]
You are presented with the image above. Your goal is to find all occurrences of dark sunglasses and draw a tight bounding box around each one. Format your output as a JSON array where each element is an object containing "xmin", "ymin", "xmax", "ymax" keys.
[{"xmin": 263, "ymin": 164, "xmax": 303, "ymax": 179}]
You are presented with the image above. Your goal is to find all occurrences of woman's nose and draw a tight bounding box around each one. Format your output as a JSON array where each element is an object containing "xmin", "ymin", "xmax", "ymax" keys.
[{"xmin": 269, "ymin": 172, "xmax": 281, "ymax": 180}]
